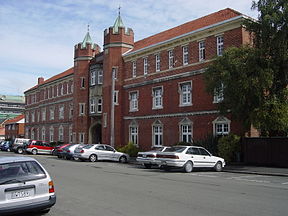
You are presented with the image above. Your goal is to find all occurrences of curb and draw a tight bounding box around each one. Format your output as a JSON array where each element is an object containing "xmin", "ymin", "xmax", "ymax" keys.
[{"xmin": 223, "ymin": 169, "xmax": 288, "ymax": 177}]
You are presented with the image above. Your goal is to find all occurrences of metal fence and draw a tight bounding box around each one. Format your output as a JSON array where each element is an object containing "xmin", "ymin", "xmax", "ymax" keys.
[{"xmin": 242, "ymin": 138, "xmax": 288, "ymax": 167}]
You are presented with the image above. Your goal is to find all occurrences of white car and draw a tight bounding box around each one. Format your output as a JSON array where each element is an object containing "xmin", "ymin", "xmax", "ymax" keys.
[
  {"xmin": 155, "ymin": 146, "xmax": 225, "ymax": 172},
  {"xmin": 73, "ymin": 144, "xmax": 129, "ymax": 163},
  {"xmin": 136, "ymin": 146, "xmax": 170, "ymax": 168},
  {"xmin": 0, "ymin": 156, "xmax": 56, "ymax": 215}
]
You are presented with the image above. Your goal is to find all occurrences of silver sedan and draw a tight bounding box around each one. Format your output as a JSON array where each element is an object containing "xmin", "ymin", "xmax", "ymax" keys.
[{"xmin": 73, "ymin": 144, "xmax": 129, "ymax": 163}]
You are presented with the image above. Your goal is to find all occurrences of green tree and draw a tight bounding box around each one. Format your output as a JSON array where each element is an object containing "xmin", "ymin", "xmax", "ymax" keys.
[{"xmin": 204, "ymin": 0, "xmax": 288, "ymax": 136}]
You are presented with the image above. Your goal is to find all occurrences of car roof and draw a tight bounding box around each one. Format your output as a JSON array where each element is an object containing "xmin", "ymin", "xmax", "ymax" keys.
[{"xmin": 0, "ymin": 156, "xmax": 37, "ymax": 164}]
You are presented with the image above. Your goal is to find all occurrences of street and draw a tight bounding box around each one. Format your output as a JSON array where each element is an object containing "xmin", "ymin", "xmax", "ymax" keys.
[{"xmin": 1, "ymin": 151, "xmax": 288, "ymax": 216}]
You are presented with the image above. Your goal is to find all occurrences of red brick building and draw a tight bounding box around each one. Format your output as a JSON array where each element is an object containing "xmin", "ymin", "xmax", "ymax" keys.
[
  {"xmin": 4, "ymin": 114, "xmax": 25, "ymax": 140},
  {"xmin": 25, "ymin": 8, "xmax": 253, "ymax": 148}
]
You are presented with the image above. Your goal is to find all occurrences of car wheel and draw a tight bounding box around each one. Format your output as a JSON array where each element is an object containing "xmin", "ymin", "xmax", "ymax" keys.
[
  {"xmin": 144, "ymin": 164, "xmax": 152, "ymax": 169},
  {"xmin": 32, "ymin": 149, "xmax": 38, "ymax": 155},
  {"xmin": 214, "ymin": 161, "xmax": 223, "ymax": 172},
  {"xmin": 183, "ymin": 161, "xmax": 193, "ymax": 173},
  {"xmin": 17, "ymin": 148, "xmax": 23, "ymax": 154},
  {"xmin": 89, "ymin": 154, "xmax": 98, "ymax": 162},
  {"xmin": 119, "ymin": 156, "xmax": 127, "ymax": 163}
]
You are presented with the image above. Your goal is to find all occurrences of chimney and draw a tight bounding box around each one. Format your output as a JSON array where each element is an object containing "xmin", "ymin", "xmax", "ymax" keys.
[{"xmin": 38, "ymin": 77, "xmax": 44, "ymax": 85}]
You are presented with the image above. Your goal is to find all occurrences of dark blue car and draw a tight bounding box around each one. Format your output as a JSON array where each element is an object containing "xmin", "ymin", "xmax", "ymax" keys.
[{"xmin": 0, "ymin": 141, "xmax": 12, "ymax": 152}]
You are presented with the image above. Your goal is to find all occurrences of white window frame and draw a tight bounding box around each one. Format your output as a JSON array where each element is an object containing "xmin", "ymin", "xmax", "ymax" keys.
[
  {"xmin": 114, "ymin": 91, "xmax": 119, "ymax": 105},
  {"xmin": 49, "ymin": 126, "xmax": 54, "ymax": 142},
  {"xmin": 98, "ymin": 69, "xmax": 103, "ymax": 84},
  {"xmin": 199, "ymin": 40, "xmax": 205, "ymax": 61},
  {"xmin": 155, "ymin": 53, "xmax": 160, "ymax": 72},
  {"xmin": 59, "ymin": 105, "xmax": 64, "ymax": 119},
  {"xmin": 143, "ymin": 57, "xmax": 148, "ymax": 75},
  {"xmin": 41, "ymin": 127, "xmax": 46, "ymax": 141},
  {"xmin": 132, "ymin": 61, "xmax": 137, "ymax": 78},
  {"xmin": 168, "ymin": 50, "xmax": 174, "ymax": 69},
  {"xmin": 58, "ymin": 125, "xmax": 64, "ymax": 142},
  {"xmin": 217, "ymin": 35, "xmax": 224, "ymax": 56},
  {"xmin": 91, "ymin": 70, "xmax": 96, "ymax": 85},
  {"xmin": 80, "ymin": 77, "xmax": 85, "ymax": 88},
  {"xmin": 69, "ymin": 104, "xmax": 73, "ymax": 119},
  {"xmin": 180, "ymin": 124, "xmax": 192, "ymax": 143},
  {"xmin": 179, "ymin": 82, "xmax": 192, "ymax": 106},
  {"xmin": 97, "ymin": 98, "xmax": 102, "ymax": 113},
  {"xmin": 129, "ymin": 121, "xmax": 138, "ymax": 146},
  {"xmin": 79, "ymin": 133, "xmax": 85, "ymax": 144},
  {"xmin": 152, "ymin": 121, "xmax": 163, "ymax": 147},
  {"xmin": 69, "ymin": 125, "xmax": 73, "ymax": 143},
  {"xmin": 79, "ymin": 103, "xmax": 85, "ymax": 116},
  {"xmin": 212, "ymin": 116, "xmax": 231, "ymax": 136},
  {"xmin": 41, "ymin": 108, "xmax": 46, "ymax": 121},
  {"xmin": 152, "ymin": 87, "xmax": 163, "ymax": 109},
  {"xmin": 90, "ymin": 98, "xmax": 96, "ymax": 114},
  {"xmin": 213, "ymin": 83, "xmax": 224, "ymax": 103},
  {"xmin": 50, "ymin": 107, "xmax": 55, "ymax": 120},
  {"xmin": 183, "ymin": 45, "xmax": 189, "ymax": 65},
  {"xmin": 129, "ymin": 91, "xmax": 138, "ymax": 112}
]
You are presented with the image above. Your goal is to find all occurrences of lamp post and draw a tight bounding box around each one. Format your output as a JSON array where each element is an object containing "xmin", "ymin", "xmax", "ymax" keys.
[{"xmin": 110, "ymin": 68, "xmax": 116, "ymax": 147}]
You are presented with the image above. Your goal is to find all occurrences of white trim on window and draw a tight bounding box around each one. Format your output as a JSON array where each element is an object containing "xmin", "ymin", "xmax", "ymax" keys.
[
  {"xmin": 155, "ymin": 53, "xmax": 160, "ymax": 72},
  {"xmin": 132, "ymin": 61, "xmax": 137, "ymax": 78},
  {"xmin": 152, "ymin": 86, "xmax": 163, "ymax": 109},
  {"xmin": 179, "ymin": 81, "xmax": 192, "ymax": 106},
  {"xmin": 183, "ymin": 46, "xmax": 189, "ymax": 65},
  {"xmin": 212, "ymin": 116, "xmax": 231, "ymax": 136},
  {"xmin": 217, "ymin": 35, "xmax": 224, "ymax": 56},
  {"xmin": 168, "ymin": 50, "xmax": 174, "ymax": 69},
  {"xmin": 152, "ymin": 120, "xmax": 163, "ymax": 147},
  {"xmin": 199, "ymin": 40, "xmax": 205, "ymax": 61},
  {"xmin": 143, "ymin": 57, "xmax": 148, "ymax": 75}
]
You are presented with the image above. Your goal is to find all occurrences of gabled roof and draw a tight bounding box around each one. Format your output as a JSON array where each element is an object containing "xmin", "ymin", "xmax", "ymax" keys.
[
  {"xmin": 131, "ymin": 8, "xmax": 242, "ymax": 53},
  {"xmin": 25, "ymin": 67, "xmax": 74, "ymax": 93},
  {"xmin": 4, "ymin": 114, "xmax": 25, "ymax": 125}
]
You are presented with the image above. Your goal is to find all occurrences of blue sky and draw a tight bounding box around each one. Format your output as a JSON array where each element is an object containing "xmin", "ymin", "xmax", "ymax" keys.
[{"xmin": 0, "ymin": 0, "xmax": 258, "ymax": 96}]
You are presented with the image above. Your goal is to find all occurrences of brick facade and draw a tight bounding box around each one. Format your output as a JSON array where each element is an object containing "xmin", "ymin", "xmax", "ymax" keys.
[{"xmin": 24, "ymin": 8, "xmax": 254, "ymax": 148}]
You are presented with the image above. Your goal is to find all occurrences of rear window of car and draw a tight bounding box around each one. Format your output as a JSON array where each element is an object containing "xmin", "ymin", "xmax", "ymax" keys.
[
  {"xmin": 164, "ymin": 146, "xmax": 186, "ymax": 153},
  {"xmin": 0, "ymin": 161, "xmax": 47, "ymax": 185},
  {"xmin": 83, "ymin": 144, "xmax": 94, "ymax": 149}
]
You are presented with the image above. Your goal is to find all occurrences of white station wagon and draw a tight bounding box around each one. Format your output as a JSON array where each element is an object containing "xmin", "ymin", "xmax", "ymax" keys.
[
  {"xmin": 155, "ymin": 146, "xmax": 225, "ymax": 172},
  {"xmin": 0, "ymin": 156, "xmax": 56, "ymax": 215}
]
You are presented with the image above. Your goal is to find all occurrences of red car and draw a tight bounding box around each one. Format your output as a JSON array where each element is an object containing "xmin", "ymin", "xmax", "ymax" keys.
[{"xmin": 25, "ymin": 140, "xmax": 55, "ymax": 155}]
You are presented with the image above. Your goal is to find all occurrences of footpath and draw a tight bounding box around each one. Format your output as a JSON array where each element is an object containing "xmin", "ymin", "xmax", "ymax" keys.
[{"xmin": 223, "ymin": 165, "xmax": 288, "ymax": 177}]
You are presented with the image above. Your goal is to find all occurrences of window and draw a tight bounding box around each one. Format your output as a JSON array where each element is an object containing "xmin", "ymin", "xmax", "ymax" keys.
[
  {"xmin": 59, "ymin": 105, "xmax": 64, "ymax": 119},
  {"xmin": 37, "ymin": 111, "xmax": 40, "ymax": 122},
  {"xmin": 129, "ymin": 91, "xmax": 138, "ymax": 112},
  {"xmin": 79, "ymin": 103, "xmax": 85, "ymax": 116},
  {"xmin": 91, "ymin": 70, "xmax": 96, "ymax": 85},
  {"xmin": 179, "ymin": 82, "xmax": 192, "ymax": 106},
  {"xmin": 129, "ymin": 121, "xmax": 138, "ymax": 145},
  {"xmin": 49, "ymin": 127, "xmax": 54, "ymax": 142},
  {"xmin": 114, "ymin": 91, "xmax": 119, "ymax": 105},
  {"xmin": 69, "ymin": 125, "xmax": 73, "ymax": 143},
  {"xmin": 132, "ymin": 61, "xmax": 137, "ymax": 78},
  {"xmin": 152, "ymin": 87, "xmax": 163, "ymax": 109},
  {"xmin": 199, "ymin": 41, "xmax": 205, "ymax": 61},
  {"xmin": 97, "ymin": 98, "xmax": 102, "ymax": 113},
  {"xmin": 79, "ymin": 133, "xmax": 85, "ymax": 144},
  {"xmin": 217, "ymin": 35, "xmax": 224, "ymax": 56},
  {"xmin": 155, "ymin": 54, "xmax": 160, "ymax": 72},
  {"xmin": 98, "ymin": 69, "xmax": 103, "ymax": 84},
  {"xmin": 58, "ymin": 125, "xmax": 63, "ymax": 141},
  {"xmin": 103, "ymin": 113, "xmax": 107, "ymax": 127},
  {"xmin": 168, "ymin": 50, "xmax": 174, "ymax": 69},
  {"xmin": 31, "ymin": 112, "xmax": 35, "ymax": 122},
  {"xmin": 41, "ymin": 127, "xmax": 45, "ymax": 141},
  {"xmin": 152, "ymin": 121, "xmax": 163, "ymax": 146},
  {"xmin": 143, "ymin": 57, "xmax": 148, "ymax": 75},
  {"xmin": 60, "ymin": 84, "xmax": 64, "ymax": 95},
  {"xmin": 31, "ymin": 128, "xmax": 35, "ymax": 140},
  {"xmin": 81, "ymin": 77, "xmax": 85, "ymax": 88},
  {"xmin": 42, "ymin": 108, "xmax": 46, "ymax": 121},
  {"xmin": 26, "ymin": 111, "xmax": 29, "ymax": 123},
  {"xmin": 181, "ymin": 125, "xmax": 192, "ymax": 143},
  {"xmin": 183, "ymin": 46, "xmax": 189, "ymax": 65},
  {"xmin": 50, "ymin": 107, "xmax": 55, "ymax": 120},
  {"xmin": 90, "ymin": 98, "xmax": 96, "ymax": 114},
  {"xmin": 214, "ymin": 83, "xmax": 224, "ymax": 103},
  {"xmin": 213, "ymin": 116, "xmax": 231, "ymax": 136},
  {"xmin": 69, "ymin": 104, "xmax": 73, "ymax": 119}
]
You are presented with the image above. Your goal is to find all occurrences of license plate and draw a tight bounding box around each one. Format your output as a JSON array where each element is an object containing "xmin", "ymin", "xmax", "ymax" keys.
[{"xmin": 11, "ymin": 190, "xmax": 30, "ymax": 199}]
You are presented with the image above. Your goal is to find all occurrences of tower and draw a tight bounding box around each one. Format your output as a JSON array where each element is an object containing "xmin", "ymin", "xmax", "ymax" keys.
[
  {"xmin": 102, "ymin": 12, "xmax": 134, "ymax": 147},
  {"xmin": 73, "ymin": 29, "xmax": 100, "ymax": 144}
]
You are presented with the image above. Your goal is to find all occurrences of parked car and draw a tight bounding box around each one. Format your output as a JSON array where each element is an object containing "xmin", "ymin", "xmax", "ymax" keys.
[
  {"xmin": 0, "ymin": 141, "xmax": 12, "ymax": 152},
  {"xmin": 60, "ymin": 144, "xmax": 84, "ymax": 160},
  {"xmin": 12, "ymin": 138, "xmax": 30, "ymax": 154},
  {"xmin": 53, "ymin": 144, "xmax": 71, "ymax": 158},
  {"xmin": 137, "ymin": 146, "xmax": 171, "ymax": 168},
  {"xmin": 155, "ymin": 146, "xmax": 225, "ymax": 173},
  {"xmin": 25, "ymin": 140, "xmax": 55, "ymax": 155},
  {"xmin": 74, "ymin": 144, "xmax": 129, "ymax": 163},
  {"xmin": 0, "ymin": 156, "xmax": 56, "ymax": 215}
]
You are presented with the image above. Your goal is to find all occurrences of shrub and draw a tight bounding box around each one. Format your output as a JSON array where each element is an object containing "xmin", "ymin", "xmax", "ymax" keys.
[
  {"xmin": 218, "ymin": 134, "xmax": 241, "ymax": 163},
  {"xmin": 117, "ymin": 142, "xmax": 141, "ymax": 157},
  {"xmin": 174, "ymin": 141, "xmax": 192, "ymax": 146},
  {"xmin": 193, "ymin": 134, "xmax": 219, "ymax": 155}
]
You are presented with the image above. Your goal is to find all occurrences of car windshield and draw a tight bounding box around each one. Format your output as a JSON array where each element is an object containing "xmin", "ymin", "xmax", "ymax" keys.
[
  {"xmin": 82, "ymin": 144, "xmax": 94, "ymax": 149},
  {"xmin": 164, "ymin": 146, "xmax": 186, "ymax": 153},
  {"xmin": 0, "ymin": 161, "xmax": 46, "ymax": 184}
]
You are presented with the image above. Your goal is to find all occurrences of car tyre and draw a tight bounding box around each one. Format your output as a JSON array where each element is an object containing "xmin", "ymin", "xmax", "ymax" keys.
[
  {"xmin": 183, "ymin": 161, "xmax": 193, "ymax": 173},
  {"xmin": 144, "ymin": 164, "xmax": 152, "ymax": 169},
  {"xmin": 89, "ymin": 154, "xmax": 97, "ymax": 162},
  {"xmin": 32, "ymin": 149, "xmax": 38, "ymax": 155},
  {"xmin": 17, "ymin": 148, "xmax": 23, "ymax": 154},
  {"xmin": 40, "ymin": 208, "xmax": 50, "ymax": 214},
  {"xmin": 214, "ymin": 161, "xmax": 223, "ymax": 172},
  {"xmin": 119, "ymin": 156, "xmax": 127, "ymax": 163}
]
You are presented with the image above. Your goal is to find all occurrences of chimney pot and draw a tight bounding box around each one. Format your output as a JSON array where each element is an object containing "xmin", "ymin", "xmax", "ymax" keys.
[{"xmin": 38, "ymin": 77, "xmax": 44, "ymax": 84}]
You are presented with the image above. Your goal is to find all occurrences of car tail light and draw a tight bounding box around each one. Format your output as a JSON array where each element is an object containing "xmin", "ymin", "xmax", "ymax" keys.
[
  {"xmin": 80, "ymin": 150, "xmax": 84, "ymax": 153},
  {"xmin": 147, "ymin": 154, "xmax": 155, "ymax": 158},
  {"xmin": 67, "ymin": 150, "xmax": 70, "ymax": 153},
  {"xmin": 49, "ymin": 181, "xmax": 55, "ymax": 193},
  {"xmin": 156, "ymin": 154, "xmax": 179, "ymax": 159}
]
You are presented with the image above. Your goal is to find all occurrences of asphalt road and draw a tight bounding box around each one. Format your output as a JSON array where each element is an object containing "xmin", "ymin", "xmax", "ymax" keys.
[{"xmin": 1, "ymin": 151, "xmax": 288, "ymax": 216}]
